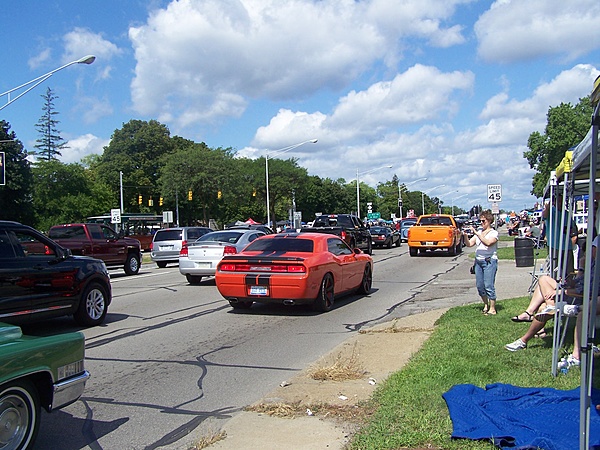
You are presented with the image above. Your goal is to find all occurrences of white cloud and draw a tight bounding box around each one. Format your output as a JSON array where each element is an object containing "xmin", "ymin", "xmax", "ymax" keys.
[
  {"xmin": 476, "ymin": 0, "xmax": 600, "ymax": 63},
  {"xmin": 28, "ymin": 48, "xmax": 51, "ymax": 70},
  {"xmin": 61, "ymin": 134, "xmax": 109, "ymax": 164},
  {"xmin": 128, "ymin": 0, "xmax": 470, "ymax": 131},
  {"xmin": 62, "ymin": 27, "xmax": 123, "ymax": 64}
]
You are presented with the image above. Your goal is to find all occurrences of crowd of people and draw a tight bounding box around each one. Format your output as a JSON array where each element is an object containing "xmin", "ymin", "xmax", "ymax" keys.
[{"xmin": 503, "ymin": 196, "xmax": 596, "ymax": 371}]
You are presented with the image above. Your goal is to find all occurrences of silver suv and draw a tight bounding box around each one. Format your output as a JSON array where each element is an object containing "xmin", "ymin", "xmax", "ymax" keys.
[{"xmin": 150, "ymin": 227, "xmax": 212, "ymax": 268}]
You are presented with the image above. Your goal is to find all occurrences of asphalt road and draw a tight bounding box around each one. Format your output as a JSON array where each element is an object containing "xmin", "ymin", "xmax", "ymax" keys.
[{"xmin": 27, "ymin": 244, "xmax": 476, "ymax": 450}]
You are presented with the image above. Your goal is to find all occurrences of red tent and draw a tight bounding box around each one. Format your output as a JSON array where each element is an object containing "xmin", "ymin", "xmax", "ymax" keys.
[{"xmin": 244, "ymin": 218, "xmax": 259, "ymax": 224}]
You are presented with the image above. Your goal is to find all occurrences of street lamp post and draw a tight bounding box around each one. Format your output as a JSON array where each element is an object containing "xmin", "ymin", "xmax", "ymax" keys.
[
  {"xmin": 451, "ymin": 194, "xmax": 468, "ymax": 216},
  {"xmin": 356, "ymin": 165, "xmax": 393, "ymax": 220},
  {"xmin": 436, "ymin": 190, "xmax": 458, "ymax": 214},
  {"xmin": 398, "ymin": 177, "xmax": 427, "ymax": 219},
  {"xmin": 421, "ymin": 184, "xmax": 445, "ymax": 215},
  {"xmin": 0, "ymin": 55, "xmax": 96, "ymax": 111},
  {"xmin": 266, "ymin": 139, "xmax": 317, "ymax": 228}
]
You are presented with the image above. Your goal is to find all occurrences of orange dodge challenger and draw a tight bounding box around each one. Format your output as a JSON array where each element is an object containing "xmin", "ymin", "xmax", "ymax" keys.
[{"xmin": 215, "ymin": 232, "xmax": 373, "ymax": 312}]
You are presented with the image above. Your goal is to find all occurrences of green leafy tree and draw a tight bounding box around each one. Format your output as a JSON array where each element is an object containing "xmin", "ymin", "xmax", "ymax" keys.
[
  {"xmin": 159, "ymin": 143, "xmax": 236, "ymax": 226},
  {"xmin": 524, "ymin": 97, "xmax": 592, "ymax": 197},
  {"xmin": 0, "ymin": 121, "xmax": 34, "ymax": 224},
  {"xmin": 95, "ymin": 119, "xmax": 175, "ymax": 212},
  {"xmin": 32, "ymin": 160, "xmax": 114, "ymax": 231},
  {"xmin": 34, "ymin": 87, "xmax": 68, "ymax": 161}
]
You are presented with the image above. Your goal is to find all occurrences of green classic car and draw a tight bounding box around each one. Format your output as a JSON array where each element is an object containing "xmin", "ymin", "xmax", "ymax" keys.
[{"xmin": 0, "ymin": 322, "xmax": 89, "ymax": 450}]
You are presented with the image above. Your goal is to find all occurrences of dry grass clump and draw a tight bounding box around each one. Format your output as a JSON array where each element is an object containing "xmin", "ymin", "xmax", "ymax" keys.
[
  {"xmin": 246, "ymin": 401, "xmax": 376, "ymax": 425},
  {"xmin": 308, "ymin": 343, "xmax": 366, "ymax": 381},
  {"xmin": 245, "ymin": 402, "xmax": 300, "ymax": 418},
  {"xmin": 187, "ymin": 430, "xmax": 226, "ymax": 449}
]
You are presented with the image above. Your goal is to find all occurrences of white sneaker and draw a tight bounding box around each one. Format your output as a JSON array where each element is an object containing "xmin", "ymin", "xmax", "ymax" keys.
[
  {"xmin": 558, "ymin": 354, "xmax": 580, "ymax": 370},
  {"xmin": 505, "ymin": 338, "xmax": 527, "ymax": 352},
  {"xmin": 562, "ymin": 304, "xmax": 581, "ymax": 317}
]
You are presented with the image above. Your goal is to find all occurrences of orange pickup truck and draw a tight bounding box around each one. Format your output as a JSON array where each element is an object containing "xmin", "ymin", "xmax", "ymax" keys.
[{"xmin": 407, "ymin": 214, "xmax": 463, "ymax": 256}]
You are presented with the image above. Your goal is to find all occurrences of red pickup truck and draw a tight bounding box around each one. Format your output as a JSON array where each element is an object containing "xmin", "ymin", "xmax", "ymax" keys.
[{"xmin": 48, "ymin": 223, "xmax": 142, "ymax": 275}]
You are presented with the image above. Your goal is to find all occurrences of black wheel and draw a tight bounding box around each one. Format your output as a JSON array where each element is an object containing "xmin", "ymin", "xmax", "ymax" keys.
[
  {"xmin": 74, "ymin": 282, "xmax": 108, "ymax": 326},
  {"xmin": 356, "ymin": 264, "xmax": 372, "ymax": 294},
  {"xmin": 409, "ymin": 247, "xmax": 418, "ymax": 257},
  {"xmin": 366, "ymin": 241, "xmax": 372, "ymax": 255},
  {"xmin": 156, "ymin": 261, "xmax": 167, "ymax": 268},
  {"xmin": 124, "ymin": 253, "xmax": 140, "ymax": 275},
  {"xmin": 0, "ymin": 380, "xmax": 40, "ymax": 450},
  {"xmin": 457, "ymin": 240, "xmax": 463, "ymax": 254},
  {"xmin": 387, "ymin": 240, "xmax": 392, "ymax": 249},
  {"xmin": 395, "ymin": 238, "xmax": 401, "ymax": 247},
  {"xmin": 448, "ymin": 244, "xmax": 457, "ymax": 256},
  {"xmin": 186, "ymin": 274, "xmax": 203, "ymax": 285},
  {"xmin": 313, "ymin": 273, "xmax": 335, "ymax": 312},
  {"xmin": 229, "ymin": 300, "xmax": 253, "ymax": 309}
]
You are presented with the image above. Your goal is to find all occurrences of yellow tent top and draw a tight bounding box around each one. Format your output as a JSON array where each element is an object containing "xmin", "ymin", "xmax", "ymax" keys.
[{"xmin": 555, "ymin": 150, "xmax": 573, "ymax": 179}]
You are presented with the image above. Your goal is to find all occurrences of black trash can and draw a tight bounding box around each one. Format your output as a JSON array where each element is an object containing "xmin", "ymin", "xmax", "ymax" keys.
[{"xmin": 514, "ymin": 237, "xmax": 534, "ymax": 267}]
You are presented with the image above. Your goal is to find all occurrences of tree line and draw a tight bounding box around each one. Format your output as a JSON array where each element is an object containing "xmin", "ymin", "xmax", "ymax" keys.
[{"xmin": 1, "ymin": 89, "xmax": 592, "ymax": 232}]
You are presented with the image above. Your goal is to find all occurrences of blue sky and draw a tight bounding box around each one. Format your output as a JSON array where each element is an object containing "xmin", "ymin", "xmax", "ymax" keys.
[{"xmin": 2, "ymin": 0, "xmax": 599, "ymax": 214}]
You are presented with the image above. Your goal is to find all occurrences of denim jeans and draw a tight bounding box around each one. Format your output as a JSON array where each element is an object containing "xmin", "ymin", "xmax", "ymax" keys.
[{"xmin": 475, "ymin": 257, "xmax": 498, "ymax": 300}]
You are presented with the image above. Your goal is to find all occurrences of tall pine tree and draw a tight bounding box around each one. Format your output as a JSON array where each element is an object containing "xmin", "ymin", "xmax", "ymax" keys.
[{"xmin": 34, "ymin": 87, "xmax": 68, "ymax": 160}]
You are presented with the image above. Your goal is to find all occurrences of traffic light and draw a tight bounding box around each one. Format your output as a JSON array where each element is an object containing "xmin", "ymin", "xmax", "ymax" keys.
[
  {"xmin": 188, "ymin": 190, "xmax": 192, "ymax": 201},
  {"xmin": 148, "ymin": 197, "xmax": 154, "ymax": 206},
  {"xmin": 138, "ymin": 194, "xmax": 142, "ymax": 205},
  {"xmin": 159, "ymin": 197, "xmax": 163, "ymax": 206},
  {"xmin": 217, "ymin": 190, "xmax": 222, "ymax": 199},
  {"xmin": 252, "ymin": 189, "xmax": 256, "ymax": 197}
]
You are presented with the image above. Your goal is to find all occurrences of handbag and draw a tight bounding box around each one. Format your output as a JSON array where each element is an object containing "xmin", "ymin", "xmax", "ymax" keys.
[{"xmin": 470, "ymin": 261, "xmax": 476, "ymax": 274}]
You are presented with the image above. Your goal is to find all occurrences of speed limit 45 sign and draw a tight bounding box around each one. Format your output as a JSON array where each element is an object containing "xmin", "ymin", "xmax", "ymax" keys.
[{"xmin": 487, "ymin": 184, "xmax": 502, "ymax": 202}]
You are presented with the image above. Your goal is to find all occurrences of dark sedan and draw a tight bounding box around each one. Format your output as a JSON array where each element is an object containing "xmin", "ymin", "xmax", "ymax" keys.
[{"xmin": 370, "ymin": 226, "xmax": 400, "ymax": 248}]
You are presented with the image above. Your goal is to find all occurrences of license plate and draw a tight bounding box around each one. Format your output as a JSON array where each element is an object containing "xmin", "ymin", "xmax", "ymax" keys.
[
  {"xmin": 249, "ymin": 286, "xmax": 268, "ymax": 296},
  {"xmin": 160, "ymin": 245, "xmax": 173, "ymax": 250},
  {"xmin": 425, "ymin": 241, "xmax": 435, "ymax": 246},
  {"xmin": 194, "ymin": 262, "xmax": 211, "ymax": 268}
]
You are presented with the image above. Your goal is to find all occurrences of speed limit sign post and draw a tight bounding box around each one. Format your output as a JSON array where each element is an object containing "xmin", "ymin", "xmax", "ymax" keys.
[{"xmin": 487, "ymin": 184, "xmax": 502, "ymax": 202}]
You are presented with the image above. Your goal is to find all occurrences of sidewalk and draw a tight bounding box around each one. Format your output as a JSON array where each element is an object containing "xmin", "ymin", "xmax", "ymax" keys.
[{"xmin": 202, "ymin": 255, "xmax": 534, "ymax": 450}]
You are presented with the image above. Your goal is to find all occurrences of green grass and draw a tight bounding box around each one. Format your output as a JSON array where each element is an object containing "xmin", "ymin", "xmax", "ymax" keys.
[{"xmin": 349, "ymin": 297, "xmax": 598, "ymax": 449}]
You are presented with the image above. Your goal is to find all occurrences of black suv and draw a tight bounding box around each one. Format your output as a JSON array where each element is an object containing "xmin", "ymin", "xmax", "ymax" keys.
[{"xmin": 0, "ymin": 221, "xmax": 112, "ymax": 326}]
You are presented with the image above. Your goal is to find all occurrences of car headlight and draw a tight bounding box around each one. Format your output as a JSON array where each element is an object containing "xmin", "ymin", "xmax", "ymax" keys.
[{"xmin": 58, "ymin": 360, "xmax": 85, "ymax": 380}]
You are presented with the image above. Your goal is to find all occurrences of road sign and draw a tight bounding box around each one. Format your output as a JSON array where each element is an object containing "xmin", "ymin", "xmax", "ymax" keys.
[
  {"xmin": 163, "ymin": 211, "xmax": 173, "ymax": 223},
  {"xmin": 487, "ymin": 184, "xmax": 502, "ymax": 202},
  {"xmin": 110, "ymin": 208, "xmax": 121, "ymax": 224},
  {"xmin": 367, "ymin": 212, "xmax": 380, "ymax": 219}
]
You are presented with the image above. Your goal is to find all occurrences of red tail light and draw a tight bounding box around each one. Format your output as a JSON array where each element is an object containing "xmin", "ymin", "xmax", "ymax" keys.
[
  {"xmin": 219, "ymin": 263, "xmax": 306, "ymax": 273},
  {"xmin": 150, "ymin": 241, "xmax": 153, "ymax": 251},
  {"xmin": 223, "ymin": 246, "xmax": 237, "ymax": 255},
  {"xmin": 341, "ymin": 230, "xmax": 347, "ymax": 241},
  {"xmin": 179, "ymin": 240, "xmax": 188, "ymax": 257}
]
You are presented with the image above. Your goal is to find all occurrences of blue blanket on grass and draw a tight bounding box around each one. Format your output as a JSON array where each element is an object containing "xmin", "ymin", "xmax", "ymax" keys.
[{"xmin": 443, "ymin": 383, "xmax": 600, "ymax": 449}]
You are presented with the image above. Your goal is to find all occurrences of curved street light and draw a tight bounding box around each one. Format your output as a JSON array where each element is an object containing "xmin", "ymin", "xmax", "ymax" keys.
[
  {"xmin": 451, "ymin": 193, "xmax": 468, "ymax": 215},
  {"xmin": 356, "ymin": 165, "xmax": 393, "ymax": 219},
  {"xmin": 398, "ymin": 177, "xmax": 427, "ymax": 219},
  {"xmin": 421, "ymin": 184, "xmax": 445, "ymax": 215},
  {"xmin": 1, "ymin": 55, "xmax": 96, "ymax": 111},
  {"xmin": 266, "ymin": 139, "xmax": 318, "ymax": 228}
]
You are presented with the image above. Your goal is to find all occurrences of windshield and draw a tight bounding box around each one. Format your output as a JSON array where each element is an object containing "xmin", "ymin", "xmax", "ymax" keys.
[
  {"xmin": 244, "ymin": 238, "xmax": 314, "ymax": 253},
  {"xmin": 197, "ymin": 231, "xmax": 242, "ymax": 244}
]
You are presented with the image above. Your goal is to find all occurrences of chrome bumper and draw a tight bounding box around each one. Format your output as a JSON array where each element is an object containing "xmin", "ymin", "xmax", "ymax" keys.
[{"xmin": 52, "ymin": 370, "xmax": 90, "ymax": 410}]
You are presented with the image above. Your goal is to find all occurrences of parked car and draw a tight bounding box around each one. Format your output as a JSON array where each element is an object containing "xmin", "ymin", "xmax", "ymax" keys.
[
  {"xmin": 215, "ymin": 232, "xmax": 373, "ymax": 312},
  {"xmin": 399, "ymin": 218, "xmax": 417, "ymax": 242},
  {"xmin": 150, "ymin": 227, "xmax": 213, "ymax": 268},
  {"xmin": 0, "ymin": 221, "xmax": 112, "ymax": 326},
  {"xmin": 0, "ymin": 322, "xmax": 90, "ymax": 449},
  {"xmin": 48, "ymin": 223, "xmax": 142, "ymax": 275},
  {"xmin": 370, "ymin": 226, "xmax": 400, "ymax": 248},
  {"xmin": 179, "ymin": 229, "xmax": 265, "ymax": 284}
]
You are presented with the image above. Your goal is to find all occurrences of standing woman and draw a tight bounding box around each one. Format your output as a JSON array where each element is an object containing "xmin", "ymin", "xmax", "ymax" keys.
[{"xmin": 463, "ymin": 210, "xmax": 499, "ymax": 315}]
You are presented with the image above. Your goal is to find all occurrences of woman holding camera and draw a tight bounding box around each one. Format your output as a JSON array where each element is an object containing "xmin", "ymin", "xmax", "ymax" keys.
[{"xmin": 463, "ymin": 210, "xmax": 499, "ymax": 315}]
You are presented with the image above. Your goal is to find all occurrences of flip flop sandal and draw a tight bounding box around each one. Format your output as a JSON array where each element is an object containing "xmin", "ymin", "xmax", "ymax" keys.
[
  {"xmin": 511, "ymin": 311, "xmax": 533, "ymax": 322},
  {"xmin": 535, "ymin": 329, "xmax": 548, "ymax": 339},
  {"xmin": 535, "ymin": 306, "xmax": 556, "ymax": 322}
]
